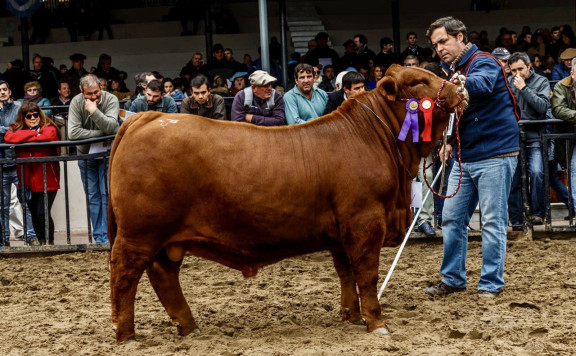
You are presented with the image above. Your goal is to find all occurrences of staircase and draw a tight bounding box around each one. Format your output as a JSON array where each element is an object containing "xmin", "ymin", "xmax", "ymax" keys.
[{"xmin": 286, "ymin": 1, "xmax": 328, "ymax": 55}]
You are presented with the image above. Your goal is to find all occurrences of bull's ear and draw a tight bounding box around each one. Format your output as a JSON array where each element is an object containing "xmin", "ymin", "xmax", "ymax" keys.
[{"xmin": 379, "ymin": 76, "xmax": 397, "ymax": 101}]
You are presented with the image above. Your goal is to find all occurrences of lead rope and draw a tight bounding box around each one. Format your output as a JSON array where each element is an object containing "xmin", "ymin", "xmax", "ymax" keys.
[{"xmin": 422, "ymin": 107, "xmax": 464, "ymax": 198}]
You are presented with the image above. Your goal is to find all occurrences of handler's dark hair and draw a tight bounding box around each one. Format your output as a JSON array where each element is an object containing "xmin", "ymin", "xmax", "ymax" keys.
[
  {"xmin": 146, "ymin": 79, "xmax": 163, "ymax": 93},
  {"xmin": 426, "ymin": 16, "xmax": 468, "ymax": 44},
  {"xmin": 342, "ymin": 72, "xmax": 365, "ymax": 90},
  {"xmin": 190, "ymin": 74, "xmax": 211, "ymax": 89}
]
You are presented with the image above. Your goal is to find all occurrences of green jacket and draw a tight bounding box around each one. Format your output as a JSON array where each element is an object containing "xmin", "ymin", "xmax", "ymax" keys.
[{"xmin": 552, "ymin": 76, "xmax": 576, "ymax": 123}]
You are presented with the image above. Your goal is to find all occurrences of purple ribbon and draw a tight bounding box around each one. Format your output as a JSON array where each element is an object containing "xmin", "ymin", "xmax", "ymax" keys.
[{"xmin": 398, "ymin": 98, "xmax": 420, "ymax": 142}]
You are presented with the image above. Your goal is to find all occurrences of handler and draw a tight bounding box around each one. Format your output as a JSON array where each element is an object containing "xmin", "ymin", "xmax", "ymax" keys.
[{"xmin": 424, "ymin": 17, "xmax": 519, "ymax": 298}]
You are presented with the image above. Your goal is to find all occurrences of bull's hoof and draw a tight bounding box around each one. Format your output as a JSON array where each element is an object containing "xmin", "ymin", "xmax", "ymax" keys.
[
  {"xmin": 176, "ymin": 322, "xmax": 201, "ymax": 337},
  {"xmin": 350, "ymin": 319, "xmax": 366, "ymax": 326},
  {"xmin": 371, "ymin": 327, "xmax": 390, "ymax": 335},
  {"xmin": 118, "ymin": 336, "xmax": 137, "ymax": 344}
]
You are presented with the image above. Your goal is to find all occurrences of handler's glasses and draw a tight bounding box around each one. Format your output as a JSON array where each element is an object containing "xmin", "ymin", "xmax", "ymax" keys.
[{"xmin": 25, "ymin": 113, "xmax": 40, "ymax": 119}]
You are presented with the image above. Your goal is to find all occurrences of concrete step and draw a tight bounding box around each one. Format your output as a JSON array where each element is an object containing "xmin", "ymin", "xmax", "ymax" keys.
[
  {"xmin": 288, "ymin": 25, "xmax": 325, "ymax": 32},
  {"xmin": 289, "ymin": 30, "xmax": 321, "ymax": 38},
  {"xmin": 293, "ymin": 40, "xmax": 314, "ymax": 48},
  {"xmin": 287, "ymin": 20, "xmax": 323, "ymax": 26}
]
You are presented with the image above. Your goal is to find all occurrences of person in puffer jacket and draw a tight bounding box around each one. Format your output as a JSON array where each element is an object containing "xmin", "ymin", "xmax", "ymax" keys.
[{"xmin": 5, "ymin": 101, "xmax": 60, "ymax": 245}]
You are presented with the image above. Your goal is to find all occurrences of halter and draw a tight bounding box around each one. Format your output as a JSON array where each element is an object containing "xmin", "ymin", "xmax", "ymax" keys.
[{"xmin": 396, "ymin": 80, "xmax": 448, "ymax": 110}]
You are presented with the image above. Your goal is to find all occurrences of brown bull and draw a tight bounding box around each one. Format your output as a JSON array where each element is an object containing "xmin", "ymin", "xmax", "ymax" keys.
[{"xmin": 108, "ymin": 65, "xmax": 468, "ymax": 342}]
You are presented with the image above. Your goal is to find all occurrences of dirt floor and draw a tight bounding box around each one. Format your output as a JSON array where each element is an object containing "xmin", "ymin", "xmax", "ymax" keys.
[{"xmin": 0, "ymin": 237, "xmax": 575, "ymax": 356}]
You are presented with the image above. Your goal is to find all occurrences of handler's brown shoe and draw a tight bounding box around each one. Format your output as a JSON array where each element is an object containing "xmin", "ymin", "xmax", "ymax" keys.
[{"xmin": 424, "ymin": 281, "xmax": 465, "ymax": 297}]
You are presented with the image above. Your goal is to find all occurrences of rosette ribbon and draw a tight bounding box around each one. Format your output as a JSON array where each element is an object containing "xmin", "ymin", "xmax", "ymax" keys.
[
  {"xmin": 419, "ymin": 97, "xmax": 434, "ymax": 142},
  {"xmin": 398, "ymin": 98, "xmax": 420, "ymax": 142}
]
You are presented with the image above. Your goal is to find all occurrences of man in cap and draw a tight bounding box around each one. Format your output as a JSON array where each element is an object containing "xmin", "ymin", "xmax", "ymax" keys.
[
  {"xmin": 68, "ymin": 74, "xmax": 120, "ymax": 244},
  {"xmin": 551, "ymin": 48, "xmax": 576, "ymax": 83},
  {"xmin": 284, "ymin": 63, "xmax": 328, "ymax": 125},
  {"xmin": 231, "ymin": 70, "xmax": 285, "ymax": 126},
  {"xmin": 491, "ymin": 47, "xmax": 512, "ymax": 76},
  {"xmin": 62, "ymin": 53, "xmax": 89, "ymax": 97},
  {"xmin": 180, "ymin": 74, "xmax": 226, "ymax": 119}
]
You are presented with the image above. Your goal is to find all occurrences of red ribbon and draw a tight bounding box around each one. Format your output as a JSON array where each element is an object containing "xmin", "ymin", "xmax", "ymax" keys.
[{"xmin": 419, "ymin": 97, "xmax": 434, "ymax": 142}]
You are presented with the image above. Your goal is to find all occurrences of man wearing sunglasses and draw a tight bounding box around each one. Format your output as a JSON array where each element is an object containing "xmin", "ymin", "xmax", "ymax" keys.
[{"xmin": 0, "ymin": 80, "xmax": 39, "ymax": 247}]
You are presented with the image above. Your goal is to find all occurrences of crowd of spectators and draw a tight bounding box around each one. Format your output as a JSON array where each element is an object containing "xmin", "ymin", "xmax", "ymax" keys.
[{"xmin": 0, "ymin": 22, "xmax": 575, "ymax": 245}]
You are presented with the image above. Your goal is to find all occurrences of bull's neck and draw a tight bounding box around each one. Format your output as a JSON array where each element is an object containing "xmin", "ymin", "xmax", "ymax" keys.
[{"xmin": 346, "ymin": 94, "xmax": 421, "ymax": 179}]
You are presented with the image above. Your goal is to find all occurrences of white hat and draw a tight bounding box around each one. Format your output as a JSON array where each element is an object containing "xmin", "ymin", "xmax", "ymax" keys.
[{"xmin": 249, "ymin": 70, "xmax": 277, "ymax": 86}]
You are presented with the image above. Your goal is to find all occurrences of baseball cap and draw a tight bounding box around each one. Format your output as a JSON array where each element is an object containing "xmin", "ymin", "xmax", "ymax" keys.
[{"xmin": 491, "ymin": 47, "xmax": 511, "ymax": 61}]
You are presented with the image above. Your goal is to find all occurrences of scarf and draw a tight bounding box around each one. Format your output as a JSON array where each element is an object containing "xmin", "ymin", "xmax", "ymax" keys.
[
  {"xmin": 450, "ymin": 42, "xmax": 473, "ymax": 72},
  {"xmin": 23, "ymin": 93, "xmax": 42, "ymax": 104}
]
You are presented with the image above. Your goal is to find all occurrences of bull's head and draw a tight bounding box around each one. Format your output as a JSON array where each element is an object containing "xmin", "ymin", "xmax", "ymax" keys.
[
  {"xmin": 375, "ymin": 65, "xmax": 469, "ymax": 174},
  {"xmin": 378, "ymin": 64, "xmax": 468, "ymax": 113}
]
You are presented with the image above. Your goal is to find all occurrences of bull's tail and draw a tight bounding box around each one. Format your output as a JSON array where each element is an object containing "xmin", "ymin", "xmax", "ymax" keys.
[{"xmin": 107, "ymin": 114, "xmax": 142, "ymax": 249}]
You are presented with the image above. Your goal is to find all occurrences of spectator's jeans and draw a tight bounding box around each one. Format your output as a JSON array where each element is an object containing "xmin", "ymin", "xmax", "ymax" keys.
[
  {"xmin": 417, "ymin": 153, "xmax": 434, "ymax": 223},
  {"xmin": 2, "ymin": 168, "xmax": 37, "ymax": 244},
  {"xmin": 441, "ymin": 156, "xmax": 516, "ymax": 293},
  {"xmin": 549, "ymin": 161, "xmax": 571, "ymax": 210},
  {"xmin": 527, "ymin": 147, "xmax": 544, "ymax": 217},
  {"xmin": 78, "ymin": 158, "xmax": 109, "ymax": 244},
  {"xmin": 507, "ymin": 159, "xmax": 523, "ymax": 226}
]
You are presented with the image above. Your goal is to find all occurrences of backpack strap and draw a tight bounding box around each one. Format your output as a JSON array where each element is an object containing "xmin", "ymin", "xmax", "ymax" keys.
[
  {"xmin": 457, "ymin": 52, "xmax": 521, "ymax": 121},
  {"xmin": 243, "ymin": 87, "xmax": 276, "ymax": 111},
  {"xmin": 243, "ymin": 87, "xmax": 253, "ymax": 108},
  {"xmin": 266, "ymin": 89, "xmax": 276, "ymax": 110}
]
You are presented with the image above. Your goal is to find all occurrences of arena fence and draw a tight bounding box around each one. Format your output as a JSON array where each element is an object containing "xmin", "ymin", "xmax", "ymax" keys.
[
  {"xmin": 0, "ymin": 135, "xmax": 114, "ymax": 254},
  {"xmin": 518, "ymin": 119, "xmax": 575, "ymax": 233},
  {"xmin": 0, "ymin": 102, "xmax": 574, "ymax": 255}
]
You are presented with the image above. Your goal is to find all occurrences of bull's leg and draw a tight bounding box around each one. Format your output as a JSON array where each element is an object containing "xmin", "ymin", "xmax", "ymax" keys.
[
  {"xmin": 351, "ymin": 248, "xmax": 389, "ymax": 335},
  {"xmin": 344, "ymin": 217, "xmax": 389, "ymax": 335},
  {"xmin": 146, "ymin": 248, "xmax": 199, "ymax": 337},
  {"xmin": 110, "ymin": 238, "xmax": 155, "ymax": 343},
  {"xmin": 330, "ymin": 249, "xmax": 362, "ymax": 324}
]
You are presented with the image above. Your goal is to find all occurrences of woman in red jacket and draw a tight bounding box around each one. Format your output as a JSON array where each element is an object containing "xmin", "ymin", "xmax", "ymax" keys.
[{"xmin": 5, "ymin": 102, "xmax": 60, "ymax": 245}]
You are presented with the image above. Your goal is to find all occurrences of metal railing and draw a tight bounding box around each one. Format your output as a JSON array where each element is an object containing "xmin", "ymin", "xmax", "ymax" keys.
[
  {"xmin": 0, "ymin": 135, "xmax": 114, "ymax": 253},
  {"xmin": 518, "ymin": 118, "xmax": 575, "ymax": 233}
]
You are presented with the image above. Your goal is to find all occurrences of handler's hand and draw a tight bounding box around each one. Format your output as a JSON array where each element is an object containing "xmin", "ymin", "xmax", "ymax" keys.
[
  {"xmin": 439, "ymin": 144, "xmax": 453, "ymax": 164},
  {"xmin": 245, "ymin": 114, "xmax": 253, "ymax": 123},
  {"xmin": 450, "ymin": 73, "xmax": 466, "ymax": 87}
]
